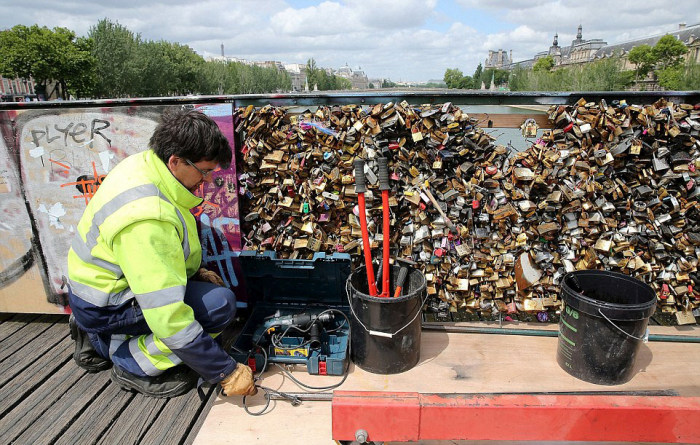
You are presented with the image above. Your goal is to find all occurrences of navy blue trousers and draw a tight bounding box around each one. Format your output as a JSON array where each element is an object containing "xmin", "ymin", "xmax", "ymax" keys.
[{"xmin": 86, "ymin": 281, "xmax": 236, "ymax": 377}]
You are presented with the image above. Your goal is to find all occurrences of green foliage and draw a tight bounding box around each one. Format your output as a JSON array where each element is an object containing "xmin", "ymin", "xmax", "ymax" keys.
[
  {"xmin": 627, "ymin": 36, "xmax": 689, "ymax": 89},
  {"xmin": 628, "ymin": 44, "xmax": 654, "ymax": 78},
  {"xmin": 652, "ymin": 35, "xmax": 688, "ymax": 70},
  {"xmin": 64, "ymin": 36, "xmax": 98, "ymax": 98},
  {"xmin": 656, "ymin": 66, "xmax": 684, "ymax": 90},
  {"xmin": 507, "ymin": 66, "xmax": 527, "ymax": 90},
  {"xmin": 533, "ymin": 56, "xmax": 554, "ymax": 72},
  {"xmin": 197, "ymin": 60, "xmax": 290, "ymax": 95},
  {"xmin": 381, "ymin": 79, "xmax": 397, "ymax": 88},
  {"xmin": 446, "ymin": 64, "xmax": 507, "ymax": 89},
  {"xmin": 443, "ymin": 68, "xmax": 474, "ymax": 89},
  {"xmin": 510, "ymin": 57, "xmax": 633, "ymax": 91},
  {"xmin": 0, "ymin": 24, "xmax": 96, "ymax": 99},
  {"xmin": 443, "ymin": 68, "xmax": 463, "ymax": 88},
  {"xmin": 88, "ymin": 18, "xmax": 289, "ymax": 97},
  {"xmin": 473, "ymin": 63, "xmax": 483, "ymax": 82},
  {"xmin": 88, "ymin": 19, "xmax": 139, "ymax": 98},
  {"xmin": 90, "ymin": 19, "xmax": 215, "ymax": 97},
  {"xmin": 678, "ymin": 59, "xmax": 700, "ymax": 90},
  {"xmin": 133, "ymin": 40, "xmax": 178, "ymax": 96},
  {"xmin": 480, "ymin": 68, "xmax": 508, "ymax": 87},
  {"xmin": 423, "ymin": 81, "xmax": 447, "ymax": 88}
]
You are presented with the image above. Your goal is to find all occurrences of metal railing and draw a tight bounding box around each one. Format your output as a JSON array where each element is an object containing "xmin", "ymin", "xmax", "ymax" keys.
[{"xmin": 1, "ymin": 90, "xmax": 698, "ymax": 110}]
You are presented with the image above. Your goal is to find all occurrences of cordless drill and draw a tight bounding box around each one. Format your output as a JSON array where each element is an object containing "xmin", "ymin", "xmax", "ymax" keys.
[{"xmin": 253, "ymin": 311, "xmax": 334, "ymax": 349}]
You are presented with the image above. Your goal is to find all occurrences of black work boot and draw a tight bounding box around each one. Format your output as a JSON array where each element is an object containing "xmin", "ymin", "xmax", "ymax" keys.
[
  {"xmin": 110, "ymin": 365, "xmax": 198, "ymax": 398},
  {"xmin": 69, "ymin": 314, "xmax": 111, "ymax": 373}
]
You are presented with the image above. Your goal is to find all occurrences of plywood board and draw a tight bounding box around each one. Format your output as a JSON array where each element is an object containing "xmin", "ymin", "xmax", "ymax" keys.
[{"xmin": 196, "ymin": 329, "xmax": 700, "ymax": 444}]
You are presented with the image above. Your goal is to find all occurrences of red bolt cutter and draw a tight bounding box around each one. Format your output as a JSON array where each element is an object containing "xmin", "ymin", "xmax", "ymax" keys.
[{"xmin": 354, "ymin": 157, "xmax": 392, "ymax": 297}]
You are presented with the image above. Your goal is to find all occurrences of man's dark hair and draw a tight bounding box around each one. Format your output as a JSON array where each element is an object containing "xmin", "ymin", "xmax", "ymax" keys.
[{"xmin": 149, "ymin": 109, "xmax": 232, "ymax": 168}]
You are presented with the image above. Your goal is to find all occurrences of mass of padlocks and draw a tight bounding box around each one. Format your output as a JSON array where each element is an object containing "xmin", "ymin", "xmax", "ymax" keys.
[{"xmin": 234, "ymin": 98, "xmax": 700, "ymax": 324}]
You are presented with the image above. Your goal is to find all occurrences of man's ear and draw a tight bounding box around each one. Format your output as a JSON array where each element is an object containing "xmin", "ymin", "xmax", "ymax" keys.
[{"xmin": 167, "ymin": 155, "xmax": 179, "ymax": 170}]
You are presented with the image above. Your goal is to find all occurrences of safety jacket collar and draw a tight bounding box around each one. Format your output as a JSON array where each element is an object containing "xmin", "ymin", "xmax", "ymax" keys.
[{"xmin": 145, "ymin": 149, "xmax": 204, "ymax": 209}]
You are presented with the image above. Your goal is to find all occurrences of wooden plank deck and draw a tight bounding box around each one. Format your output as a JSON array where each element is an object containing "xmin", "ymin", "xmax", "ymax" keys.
[{"xmin": 0, "ymin": 314, "xmax": 220, "ymax": 445}]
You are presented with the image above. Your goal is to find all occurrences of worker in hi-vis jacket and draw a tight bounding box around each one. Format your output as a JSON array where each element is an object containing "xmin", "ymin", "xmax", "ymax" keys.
[{"xmin": 67, "ymin": 109, "xmax": 255, "ymax": 398}]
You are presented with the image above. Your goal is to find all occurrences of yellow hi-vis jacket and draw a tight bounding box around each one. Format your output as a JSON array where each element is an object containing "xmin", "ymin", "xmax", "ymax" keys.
[{"xmin": 67, "ymin": 149, "xmax": 236, "ymax": 382}]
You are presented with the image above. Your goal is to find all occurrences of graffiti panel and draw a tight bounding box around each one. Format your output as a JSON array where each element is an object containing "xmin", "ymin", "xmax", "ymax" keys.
[
  {"xmin": 192, "ymin": 104, "xmax": 244, "ymax": 304},
  {"xmin": 0, "ymin": 104, "xmax": 242, "ymax": 313},
  {"xmin": 0, "ymin": 110, "xmax": 53, "ymax": 312}
]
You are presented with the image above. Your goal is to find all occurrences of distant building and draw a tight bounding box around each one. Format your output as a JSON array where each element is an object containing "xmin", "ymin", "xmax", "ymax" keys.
[
  {"xmin": 500, "ymin": 23, "xmax": 700, "ymax": 72},
  {"xmin": 283, "ymin": 63, "xmax": 308, "ymax": 92},
  {"xmin": 334, "ymin": 64, "xmax": 369, "ymax": 89},
  {"xmin": 484, "ymin": 49, "xmax": 512, "ymax": 69},
  {"xmin": 595, "ymin": 23, "xmax": 700, "ymax": 70},
  {"xmin": 368, "ymin": 78, "xmax": 384, "ymax": 88},
  {"xmin": 0, "ymin": 76, "xmax": 37, "ymax": 102},
  {"xmin": 254, "ymin": 60, "xmax": 285, "ymax": 71},
  {"xmin": 205, "ymin": 44, "xmax": 373, "ymax": 91},
  {"xmin": 543, "ymin": 25, "xmax": 608, "ymax": 67}
]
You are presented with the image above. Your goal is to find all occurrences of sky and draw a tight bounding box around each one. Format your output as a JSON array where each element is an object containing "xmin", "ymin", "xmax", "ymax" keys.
[{"xmin": 1, "ymin": 0, "xmax": 699, "ymax": 82}]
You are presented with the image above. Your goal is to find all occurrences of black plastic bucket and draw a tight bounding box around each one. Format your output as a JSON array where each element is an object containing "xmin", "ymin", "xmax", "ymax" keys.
[
  {"xmin": 347, "ymin": 265, "xmax": 426, "ymax": 374},
  {"xmin": 558, "ymin": 270, "xmax": 656, "ymax": 385}
]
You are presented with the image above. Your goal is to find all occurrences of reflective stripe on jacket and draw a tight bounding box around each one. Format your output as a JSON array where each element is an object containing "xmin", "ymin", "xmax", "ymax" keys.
[{"xmin": 68, "ymin": 149, "xmax": 236, "ymax": 382}]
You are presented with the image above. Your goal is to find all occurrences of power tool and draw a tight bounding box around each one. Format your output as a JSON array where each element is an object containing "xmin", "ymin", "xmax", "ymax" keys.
[{"xmin": 253, "ymin": 310, "xmax": 335, "ymax": 350}]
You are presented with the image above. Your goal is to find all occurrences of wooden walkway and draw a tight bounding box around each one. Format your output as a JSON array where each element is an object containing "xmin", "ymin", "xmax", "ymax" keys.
[{"xmin": 0, "ymin": 313, "xmax": 219, "ymax": 445}]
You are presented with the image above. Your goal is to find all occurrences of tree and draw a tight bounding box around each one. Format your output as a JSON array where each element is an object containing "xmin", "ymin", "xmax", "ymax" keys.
[
  {"xmin": 656, "ymin": 66, "xmax": 684, "ymax": 90},
  {"xmin": 88, "ymin": 19, "xmax": 140, "ymax": 98},
  {"xmin": 0, "ymin": 24, "xmax": 96, "ymax": 99},
  {"xmin": 133, "ymin": 40, "xmax": 177, "ymax": 96},
  {"xmin": 368, "ymin": 82, "xmax": 375, "ymax": 89},
  {"xmin": 480, "ymin": 68, "xmax": 508, "ymax": 87},
  {"xmin": 305, "ymin": 58, "xmax": 352, "ymax": 91},
  {"xmin": 63, "ymin": 35, "xmax": 97, "ymax": 98},
  {"xmin": 628, "ymin": 44, "xmax": 654, "ymax": 79},
  {"xmin": 652, "ymin": 35, "xmax": 688, "ymax": 70},
  {"xmin": 584, "ymin": 57, "xmax": 633, "ymax": 91},
  {"xmin": 533, "ymin": 56, "xmax": 555, "ymax": 72},
  {"xmin": 306, "ymin": 58, "xmax": 322, "ymax": 90},
  {"xmin": 166, "ymin": 42, "xmax": 206, "ymax": 95},
  {"xmin": 381, "ymin": 79, "xmax": 397, "ymax": 88},
  {"xmin": 473, "ymin": 63, "xmax": 483, "ymax": 82},
  {"xmin": 444, "ymin": 68, "xmax": 464, "ymax": 88},
  {"xmin": 509, "ymin": 56, "xmax": 632, "ymax": 92},
  {"xmin": 679, "ymin": 59, "xmax": 700, "ymax": 90},
  {"xmin": 508, "ymin": 66, "xmax": 526, "ymax": 90}
]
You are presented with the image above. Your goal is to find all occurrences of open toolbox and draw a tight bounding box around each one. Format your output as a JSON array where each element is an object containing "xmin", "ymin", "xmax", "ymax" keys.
[{"xmin": 230, "ymin": 250, "xmax": 352, "ymax": 375}]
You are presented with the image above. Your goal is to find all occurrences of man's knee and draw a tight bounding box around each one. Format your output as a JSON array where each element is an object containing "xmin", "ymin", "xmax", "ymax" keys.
[{"xmin": 200, "ymin": 287, "xmax": 236, "ymax": 332}]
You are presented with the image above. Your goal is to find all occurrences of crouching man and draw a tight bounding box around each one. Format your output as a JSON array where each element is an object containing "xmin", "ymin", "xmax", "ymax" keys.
[{"xmin": 67, "ymin": 109, "xmax": 254, "ymax": 398}]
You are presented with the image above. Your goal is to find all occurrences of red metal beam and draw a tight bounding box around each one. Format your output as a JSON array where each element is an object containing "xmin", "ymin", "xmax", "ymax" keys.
[{"xmin": 332, "ymin": 391, "xmax": 700, "ymax": 443}]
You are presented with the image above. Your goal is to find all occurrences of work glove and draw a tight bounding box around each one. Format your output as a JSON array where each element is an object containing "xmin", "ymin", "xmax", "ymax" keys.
[
  {"xmin": 196, "ymin": 267, "xmax": 224, "ymax": 286},
  {"xmin": 220, "ymin": 363, "xmax": 257, "ymax": 396}
]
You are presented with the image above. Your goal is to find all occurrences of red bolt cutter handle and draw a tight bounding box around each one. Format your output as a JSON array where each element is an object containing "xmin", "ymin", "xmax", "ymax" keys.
[
  {"xmin": 377, "ymin": 157, "xmax": 391, "ymax": 298},
  {"xmin": 354, "ymin": 159, "xmax": 378, "ymax": 297}
]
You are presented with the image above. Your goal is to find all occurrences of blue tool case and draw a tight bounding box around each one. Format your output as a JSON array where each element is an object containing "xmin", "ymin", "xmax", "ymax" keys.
[{"xmin": 230, "ymin": 251, "xmax": 352, "ymax": 376}]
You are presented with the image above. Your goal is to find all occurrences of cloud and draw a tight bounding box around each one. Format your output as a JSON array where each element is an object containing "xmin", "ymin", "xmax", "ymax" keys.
[
  {"xmin": 271, "ymin": 2, "xmax": 353, "ymax": 36},
  {"xmin": 348, "ymin": 0, "xmax": 438, "ymax": 29},
  {"xmin": 270, "ymin": 0, "xmax": 438, "ymax": 37},
  {"xmin": 2, "ymin": 0, "xmax": 700, "ymax": 82}
]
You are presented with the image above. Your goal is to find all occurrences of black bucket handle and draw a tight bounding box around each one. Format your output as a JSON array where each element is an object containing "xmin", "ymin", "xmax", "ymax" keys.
[
  {"xmin": 345, "ymin": 280, "xmax": 429, "ymax": 338},
  {"xmin": 598, "ymin": 308, "xmax": 649, "ymax": 343}
]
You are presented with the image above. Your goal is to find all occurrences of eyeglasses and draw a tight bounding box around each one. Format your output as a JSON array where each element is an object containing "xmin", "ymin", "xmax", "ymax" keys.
[{"xmin": 185, "ymin": 159, "xmax": 214, "ymax": 178}]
